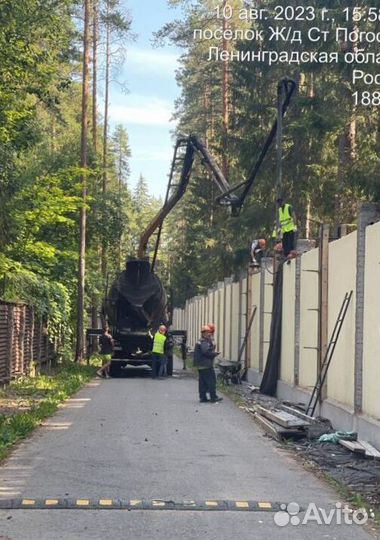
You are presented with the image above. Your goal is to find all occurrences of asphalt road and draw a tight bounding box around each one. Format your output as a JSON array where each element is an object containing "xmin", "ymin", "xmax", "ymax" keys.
[{"xmin": 0, "ymin": 359, "xmax": 377, "ymax": 540}]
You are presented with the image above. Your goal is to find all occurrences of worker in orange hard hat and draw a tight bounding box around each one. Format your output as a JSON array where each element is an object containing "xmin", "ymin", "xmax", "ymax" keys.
[
  {"xmin": 250, "ymin": 238, "xmax": 267, "ymax": 267},
  {"xmin": 193, "ymin": 325, "xmax": 222, "ymax": 403},
  {"xmin": 207, "ymin": 323, "xmax": 215, "ymax": 334}
]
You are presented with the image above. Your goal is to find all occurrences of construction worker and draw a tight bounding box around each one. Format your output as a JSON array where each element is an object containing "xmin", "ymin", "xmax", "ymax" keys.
[
  {"xmin": 276, "ymin": 198, "xmax": 297, "ymax": 257},
  {"xmin": 207, "ymin": 323, "xmax": 216, "ymax": 335},
  {"xmin": 250, "ymin": 238, "xmax": 267, "ymax": 267},
  {"xmin": 151, "ymin": 325, "xmax": 167, "ymax": 379},
  {"xmin": 193, "ymin": 325, "xmax": 222, "ymax": 403},
  {"xmin": 162, "ymin": 330, "xmax": 174, "ymax": 376},
  {"xmin": 96, "ymin": 326, "xmax": 114, "ymax": 378},
  {"xmin": 180, "ymin": 335, "xmax": 187, "ymax": 370}
]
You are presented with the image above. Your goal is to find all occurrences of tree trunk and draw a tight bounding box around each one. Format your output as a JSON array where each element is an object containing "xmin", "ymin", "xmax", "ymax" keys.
[
  {"xmin": 92, "ymin": 0, "xmax": 98, "ymax": 155},
  {"xmin": 91, "ymin": 0, "xmax": 99, "ymax": 345},
  {"xmin": 75, "ymin": 0, "xmax": 91, "ymax": 362},
  {"xmin": 101, "ymin": 0, "xmax": 111, "ymax": 281},
  {"xmin": 221, "ymin": 0, "xmax": 229, "ymax": 179}
]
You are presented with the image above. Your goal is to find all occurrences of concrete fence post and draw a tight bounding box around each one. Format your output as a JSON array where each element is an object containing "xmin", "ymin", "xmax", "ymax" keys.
[
  {"xmin": 354, "ymin": 202, "xmax": 380, "ymax": 413},
  {"xmin": 318, "ymin": 224, "xmax": 329, "ymax": 401},
  {"xmin": 294, "ymin": 257, "xmax": 301, "ymax": 386}
]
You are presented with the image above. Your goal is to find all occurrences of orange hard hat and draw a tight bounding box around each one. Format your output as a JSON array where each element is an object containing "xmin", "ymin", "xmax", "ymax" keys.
[
  {"xmin": 207, "ymin": 323, "xmax": 216, "ymax": 333},
  {"xmin": 258, "ymin": 238, "xmax": 267, "ymax": 249},
  {"xmin": 201, "ymin": 325, "xmax": 211, "ymax": 333}
]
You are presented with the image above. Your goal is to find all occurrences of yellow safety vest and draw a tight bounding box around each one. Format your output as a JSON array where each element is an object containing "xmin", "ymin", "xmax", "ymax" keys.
[
  {"xmin": 152, "ymin": 332, "xmax": 166, "ymax": 354},
  {"xmin": 279, "ymin": 204, "xmax": 297, "ymax": 233}
]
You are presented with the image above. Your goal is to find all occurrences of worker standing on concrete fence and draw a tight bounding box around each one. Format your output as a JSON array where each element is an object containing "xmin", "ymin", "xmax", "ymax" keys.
[
  {"xmin": 193, "ymin": 325, "xmax": 222, "ymax": 403},
  {"xmin": 276, "ymin": 197, "xmax": 297, "ymax": 257},
  {"xmin": 250, "ymin": 238, "xmax": 267, "ymax": 267}
]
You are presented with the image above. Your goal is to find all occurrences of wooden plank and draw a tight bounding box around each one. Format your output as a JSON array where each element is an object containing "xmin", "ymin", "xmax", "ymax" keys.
[
  {"xmin": 281, "ymin": 404, "xmax": 316, "ymax": 423},
  {"xmin": 253, "ymin": 413, "xmax": 283, "ymax": 441},
  {"xmin": 256, "ymin": 405, "xmax": 310, "ymax": 428},
  {"xmin": 359, "ymin": 441, "xmax": 380, "ymax": 460},
  {"xmin": 339, "ymin": 439, "xmax": 366, "ymax": 455}
]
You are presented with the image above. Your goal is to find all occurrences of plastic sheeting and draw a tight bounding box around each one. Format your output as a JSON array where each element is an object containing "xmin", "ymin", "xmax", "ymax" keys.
[{"xmin": 260, "ymin": 264, "xmax": 283, "ymax": 396}]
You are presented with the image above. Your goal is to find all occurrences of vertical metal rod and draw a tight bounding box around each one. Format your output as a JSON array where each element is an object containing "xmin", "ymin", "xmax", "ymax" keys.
[{"xmin": 276, "ymin": 81, "xmax": 284, "ymax": 201}]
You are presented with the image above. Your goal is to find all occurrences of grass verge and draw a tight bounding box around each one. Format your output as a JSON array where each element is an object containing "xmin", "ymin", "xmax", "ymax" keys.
[{"xmin": 0, "ymin": 362, "xmax": 97, "ymax": 461}]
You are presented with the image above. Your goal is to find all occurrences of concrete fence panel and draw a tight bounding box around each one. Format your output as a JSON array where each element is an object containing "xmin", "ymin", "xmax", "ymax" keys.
[
  {"xmin": 262, "ymin": 265, "xmax": 273, "ymax": 372},
  {"xmin": 299, "ymin": 248, "xmax": 319, "ymax": 391},
  {"xmin": 230, "ymin": 282, "xmax": 240, "ymax": 360},
  {"xmin": 250, "ymin": 272, "xmax": 261, "ymax": 371},
  {"xmin": 327, "ymin": 232, "xmax": 357, "ymax": 409},
  {"xmin": 362, "ymin": 222, "xmax": 380, "ymax": 419},
  {"xmin": 280, "ymin": 259, "xmax": 296, "ymax": 385}
]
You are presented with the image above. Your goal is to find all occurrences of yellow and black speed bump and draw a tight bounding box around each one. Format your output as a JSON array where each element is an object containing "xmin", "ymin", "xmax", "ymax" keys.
[{"xmin": 0, "ymin": 498, "xmax": 283, "ymax": 512}]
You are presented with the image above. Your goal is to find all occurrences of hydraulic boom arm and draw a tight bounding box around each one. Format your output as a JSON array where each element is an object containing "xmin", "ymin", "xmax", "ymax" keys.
[
  {"xmin": 138, "ymin": 77, "xmax": 296, "ymax": 267},
  {"xmin": 137, "ymin": 135, "xmax": 239, "ymax": 261}
]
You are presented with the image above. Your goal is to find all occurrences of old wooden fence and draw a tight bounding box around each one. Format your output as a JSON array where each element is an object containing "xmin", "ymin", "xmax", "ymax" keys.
[{"xmin": 0, "ymin": 300, "xmax": 57, "ymax": 384}]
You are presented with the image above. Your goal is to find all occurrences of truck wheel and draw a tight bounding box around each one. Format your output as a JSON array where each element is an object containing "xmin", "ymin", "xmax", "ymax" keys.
[
  {"xmin": 166, "ymin": 356, "xmax": 173, "ymax": 376},
  {"xmin": 110, "ymin": 361, "xmax": 122, "ymax": 378}
]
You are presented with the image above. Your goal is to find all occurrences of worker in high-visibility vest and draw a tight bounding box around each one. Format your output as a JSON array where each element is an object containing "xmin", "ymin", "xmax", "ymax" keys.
[
  {"xmin": 151, "ymin": 325, "xmax": 167, "ymax": 379},
  {"xmin": 276, "ymin": 198, "xmax": 297, "ymax": 257}
]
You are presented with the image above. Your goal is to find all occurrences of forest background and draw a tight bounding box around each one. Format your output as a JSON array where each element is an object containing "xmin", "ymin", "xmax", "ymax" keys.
[{"xmin": 1, "ymin": 0, "xmax": 379, "ymax": 358}]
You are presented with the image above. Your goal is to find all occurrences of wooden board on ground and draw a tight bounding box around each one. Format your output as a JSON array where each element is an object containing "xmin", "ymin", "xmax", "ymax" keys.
[
  {"xmin": 339, "ymin": 439, "xmax": 366, "ymax": 455},
  {"xmin": 253, "ymin": 413, "xmax": 283, "ymax": 441},
  {"xmin": 253, "ymin": 412, "xmax": 307, "ymax": 441},
  {"xmin": 256, "ymin": 405, "xmax": 310, "ymax": 428},
  {"xmin": 280, "ymin": 404, "xmax": 316, "ymax": 423},
  {"xmin": 359, "ymin": 440, "xmax": 380, "ymax": 460}
]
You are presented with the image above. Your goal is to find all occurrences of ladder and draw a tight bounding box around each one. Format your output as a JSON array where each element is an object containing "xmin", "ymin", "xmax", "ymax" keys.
[{"xmin": 306, "ymin": 290, "xmax": 353, "ymax": 417}]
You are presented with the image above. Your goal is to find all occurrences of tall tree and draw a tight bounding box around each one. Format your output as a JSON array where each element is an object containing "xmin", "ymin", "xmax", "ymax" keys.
[
  {"xmin": 100, "ymin": 0, "xmax": 131, "ymax": 279},
  {"xmin": 75, "ymin": 0, "xmax": 92, "ymax": 362}
]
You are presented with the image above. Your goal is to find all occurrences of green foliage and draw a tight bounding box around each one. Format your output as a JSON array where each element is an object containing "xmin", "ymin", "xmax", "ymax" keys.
[
  {"xmin": 0, "ymin": 1, "xmax": 138, "ymax": 348},
  {"xmin": 0, "ymin": 363, "xmax": 97, "ymax": 461},
  {"xmin": 1, "ymin": 262, "xmax": 71, "ymax": 340}
]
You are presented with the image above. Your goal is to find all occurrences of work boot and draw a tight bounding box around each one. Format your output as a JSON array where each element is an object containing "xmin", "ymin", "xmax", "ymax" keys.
[
  {"xmin": 210, "ymin": 396, "xmax": 223, "ymax": 403},
  {"xmin": 199, "ymin": 398, "xmax": 209, "ymax": 403}
]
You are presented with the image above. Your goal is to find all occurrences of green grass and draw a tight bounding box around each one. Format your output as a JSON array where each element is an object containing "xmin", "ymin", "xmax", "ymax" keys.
[{"xmin": 0, "ymin": 362, "xmax": 97, "ymax": 461}]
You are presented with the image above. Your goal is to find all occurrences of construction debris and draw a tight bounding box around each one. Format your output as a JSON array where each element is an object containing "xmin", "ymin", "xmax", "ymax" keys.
[
  {"xmin": 339, "ymin": 439, "xmax": 366, "ymax": 455},
  {"xmin": 280, "ymin": 404, "xmax": 317, "ymax": 424},
  {"xmin": 256, "ymin": 405, "xmax": 310, "ymax": 428},
  {"xmin": 359, "ymin": 440, "xmax": 380, "ymax": 460},
  {"xmin": 318, "ymin": 430, "xmax": 357, "ymax": 444},
  {"xmin": 245, "ymin": 404, "xmax": 309, "ymax": 440},
  {"xmin": 227, "ymin": 382, "xmax": 380, "ymax": 510}
]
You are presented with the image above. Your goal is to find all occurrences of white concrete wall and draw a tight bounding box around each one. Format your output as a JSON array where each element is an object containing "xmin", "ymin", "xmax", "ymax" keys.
[
  {"xmin": 239, "ymin": 279, "xmax": 247, "ymax": 363},
  {"xmin": 262, "ymin": 267, "xmax": 273, "ymax": 370},
  {"xmin": 299, "ymin": 248, "xmax": 319, "ymax": 390},
  {"xmin": 230, "ymin": 281, "xmax": 240, "ymax": 360},
  {"xmin": 363, "ymin": 222, "xmax": 380, "ymax": 419},
  {"xmin": 327, "ymin": 233, "xmax": 357, "ymax": 409},
  {"xmin": 281, "ymin": 259, "xmax": 296, "ymax": 385},
  {"xmin": 250, "ymin": 272, "xmax": 261, "ymax": 370},
  {"xmin": 224, "ymin": 283, "xmax": 232, "ymax": 359},
  {"xmin": 172, "ymin": 222, "xmax": 380, "ymax": 437}
]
